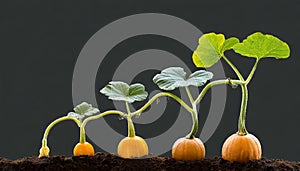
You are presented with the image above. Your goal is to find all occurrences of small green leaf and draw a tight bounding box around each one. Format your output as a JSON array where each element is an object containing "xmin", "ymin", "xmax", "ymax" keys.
[
  {"xmin": 192, "ymin": 33, "xmax": 239, "ymax": 68},
  {"xmin": 233, "ymin": 32, "xmax": 290, "ymax": 59},
  {"xmin": 100, "ymin": 81, "xmax": 148, "ymax": 103},
  {"xmin": 73, "ymin": 102, "xmax": 100, "ymax": 116},
  {"xmin": 153, "ymin": 67, "xmax": 213, "ymax": 90}
]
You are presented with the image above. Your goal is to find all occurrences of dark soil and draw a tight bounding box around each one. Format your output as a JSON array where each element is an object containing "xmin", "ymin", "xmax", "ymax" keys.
[{"xmin": 0, "ymin": 153, "xmax": 299, "ymax": 171}]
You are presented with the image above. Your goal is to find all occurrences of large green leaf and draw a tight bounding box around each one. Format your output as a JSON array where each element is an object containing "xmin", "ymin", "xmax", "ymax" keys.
[
  {"xmin": 153, "ymin": 67, "xmax": 213, "ymax": 90},
  {"xmin": 100, "ymin": 81, "xmax": 148, "ymax": 103},
  {"xmin": 67, "ymin": 102, "xmax": 99, "ymax": 120},
  {"xmin": 233, "ymin": 32, "xmax": 290, "ymax": 59},
  {"xmin": 192, "ymin": 33, "xmax": 239, "ymax": 68}
]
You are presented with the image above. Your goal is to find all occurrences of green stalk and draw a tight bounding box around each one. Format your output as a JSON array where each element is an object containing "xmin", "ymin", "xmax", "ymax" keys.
[
  {"xmin": 223, "ymin": 55, "xmax": 245, "ymax": 81},
  {"xmin": 238, "ymin": 84, "xmax": 248, "ymax": 135},
  {"xmin": 41, "ymin": 116, "xmax": 81, "ymax": 147},
  {"xmin": 125, "ymin": 102, "xmax": 135, "ymax": 137},
  {"xmin": 185, "ymin": 87, "xmax": 195, "ymax": 104},
  {"xmin": 194, "ymin": 79, "xmax": 245, "ymax": 105},
  {"xmin": 245, "ymin": 59, "xmax": 259, "ymax": 85},
  {"xmin": 223, "ymin": 55, "xmax": 255, "ymax": 135},
  {"xmin": 80, "ymin": 110, "xmax": 127, "ymax": 143},
  {"xmin": 131, "ymin": 92, "xmax": 194, "ymax": 116},
  {"xmin": 184, "ymin": 87, "xmax": 198, "ymax": 139},
  {"xmin": 185, "ymin": 104, "xmax": 198, "ymax": 139},
  {"xmin": 131, "ymin": 92, "xmax": 197, "ymax": 138},
  {"xmin": 79, "ymin": 126, "xmax": 86, "ymax": 143}
]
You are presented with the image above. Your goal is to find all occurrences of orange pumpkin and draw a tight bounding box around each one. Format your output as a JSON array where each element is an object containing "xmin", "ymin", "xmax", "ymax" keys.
[
  {"xmin": 73, "ymin": 142, "xmax": 95, "ymax": 156},
  {"xmin": 118, "ymin": 136, "xmax": 148, "ymax": 158},
  {"xmin": 222, "ymin": 133, "xmax": 262, "ymax": 163},
  {"xmin": 172, "ymin": 137, "xmax": 205, "ymax": 160}
]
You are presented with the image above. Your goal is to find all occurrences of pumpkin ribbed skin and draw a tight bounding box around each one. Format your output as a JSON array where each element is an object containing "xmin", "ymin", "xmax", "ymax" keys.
[
  {"xmin": 172, "ymin": 137, "xmax": 205, "ymax": 160},
  {"xmin": 118, "ymin": 136, "xmax": 148, "ymax": 158},
  {"xmin": 73, "ymin": 142, "xmax": 95, "ymax": 156},
  {"xmin": 222, "ymin": 133, "xmax": 262, "ymax": 163}
]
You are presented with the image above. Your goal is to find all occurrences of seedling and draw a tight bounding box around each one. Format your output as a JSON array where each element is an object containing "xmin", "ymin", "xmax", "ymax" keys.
[
  {"xmin": 192, "ymin": 32, "xmax": 290, "ymax": 162},
  {"xmin": 98, "ymin": 81, "xmax": 150, "ymax": 158},
  {"xmin": 39, "ymin": 102, "xmax": 100, "ymax": 157}
]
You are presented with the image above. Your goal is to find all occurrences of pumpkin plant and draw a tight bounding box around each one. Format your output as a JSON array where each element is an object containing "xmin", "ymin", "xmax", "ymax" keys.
[
  {"xmin": 98, "ymin": 81, "xmax": 150, "ymax": 158},
  {"xmin": 153, "ymin": 67, "xmax": 212, "ymax": 160},
  {"xmin": 152, "ymin": 67, "xmax": 243, "ymax": 160},
  {"xmin": 39, "ymin": 102, "xmax": 100, "ymax": 157},
  {"xmin": 192, "ymin": 32, "xmax": 290, "ymax": 162}
]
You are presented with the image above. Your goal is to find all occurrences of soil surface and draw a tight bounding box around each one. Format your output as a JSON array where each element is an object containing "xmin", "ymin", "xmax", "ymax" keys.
[{"xmin": 0, "ymin": 152, "xmax": 299, "ymax": 171}]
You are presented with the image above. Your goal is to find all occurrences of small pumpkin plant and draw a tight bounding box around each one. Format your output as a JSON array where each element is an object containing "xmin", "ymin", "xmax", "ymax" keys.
[
  {"xmin": 39, "ymin": 102, "xmax": 100, "ymax": 157},
  {"xmin": 99, "ymin": 81, "xmax": 150, "ymax": 158},
  {"xmin": 193, "ymin": 32, "xmax": 290, "ymax": 163},
  {"xmin": 153, "ymin": 67, "xmax": 212, "ymax": 160}
]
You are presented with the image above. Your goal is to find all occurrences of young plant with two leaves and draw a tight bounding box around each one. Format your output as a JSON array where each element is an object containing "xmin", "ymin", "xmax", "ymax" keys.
[
  {"xmin": 192, "ymin": 32, "xmax": 290, "ymax": 163},
  {"xmin": 39, "ymin": 102, "xmax": 100, "ymax": 157},
  {"xmin": 152, "ymin": 67, "xmax": 214, "ymax": 160},
  {"xmin": 99, "ymin": 81, "xmax": 149, "ymax": 158}
]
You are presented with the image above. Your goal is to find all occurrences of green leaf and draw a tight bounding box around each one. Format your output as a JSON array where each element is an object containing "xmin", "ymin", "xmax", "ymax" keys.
[
  {"xmin": 100, "ymin": 81, "xmax": 148, "ymax": 103},
  {"xmin": 192, "ymin": 33, "xmax": 239, "ymax": 68},
  {"xmin": 67, "ymin": 102, "xmax": 99, "ymax": 120},
  {"xmin": 153, "ymin": 67, "xmax": 213, "ymax": 90},
  {"xmin": 233, "ymin": 32, "xmax": 290, "ymax": 59}
]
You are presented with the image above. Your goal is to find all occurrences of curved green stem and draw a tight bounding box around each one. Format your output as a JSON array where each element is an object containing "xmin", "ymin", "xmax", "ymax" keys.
[
  {"xmin": 131, "ymin": 92, "xmax": 198, "ymax": 138},
  {"xmin": 194, "ymin": 79, "xmax": 245, "ymax": 105},
  {"xmin": 185, "ymin": 87, "xmax": 195, "ymax": 104},
  {"xmin": 79, "ymin": 126, "xmax": 86, "ymax": 143},
  {"xmin": 245, "ymin": 59, "xmax": 259, "ymax": 85},
  {"xmin": 131, "ymin": 92, "xmax": 194, "ymax": 116},
  {"xmin": 80, "ymin": 110, "xmax": 127, "ymax": 143},
  {"xmin": 238, "ymin": 84, "xmax": 248, "ymax": 135},
  {"xmin": 127, "ymin": 117, "xmax": 136, "ymax": 137},
  {"xmin": 223, "ymin": 55, "xmax": 245, "ymax": 81},
  {"xmin": 41, "ymin": 116, "xmax": 81, "ymax": 147},
  {"xmin": 125, "ymin": 102, "xmax": 135, "ymax": 137},
  {"xmin": 186, "ymin": 104, "xmax": 198, "ymax": 139}
]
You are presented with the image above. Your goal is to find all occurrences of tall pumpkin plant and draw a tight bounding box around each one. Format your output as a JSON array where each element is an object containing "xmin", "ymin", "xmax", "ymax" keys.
[{"xmin": 193, "ymin": 32, "xmax": 290, "ymax": 163}]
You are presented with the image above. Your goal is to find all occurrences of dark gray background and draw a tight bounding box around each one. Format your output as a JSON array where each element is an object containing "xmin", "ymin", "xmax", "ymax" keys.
[{"xmin": 0, "ymin": 0, "xmax": 299, "ymax": 161}]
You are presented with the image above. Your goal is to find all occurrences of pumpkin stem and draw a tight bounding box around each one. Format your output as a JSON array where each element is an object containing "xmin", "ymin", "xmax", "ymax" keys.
[
  {"xmin": 79, "ymin": 125, "xmax": 86, "ymax": 143},
  {"xmin": 238, "ymin": 84, "xmax": 248, "ymax": 135},
  {"xmin": 186, "ymin": 104, "xmax": 198, "ymax": 139},
  {"xmin": 41, "ymin": 116, "xmax": 81, "ymax": 148},
  {"xmin": 223, "ymin": 56, "xmax": 250, "ymax": 135},
  {"xmin": 127, "ymin": 117, "xmax": 136, "ymax": 137},
  {"xmin": 126, "ymin": 102, "xmax": 136, "ymax": 137}
]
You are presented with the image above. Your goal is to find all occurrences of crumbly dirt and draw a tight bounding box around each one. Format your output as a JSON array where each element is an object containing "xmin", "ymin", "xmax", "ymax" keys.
[{"xmin": 0, "ymin": 152, "xmax": 299, "ymax": 171}]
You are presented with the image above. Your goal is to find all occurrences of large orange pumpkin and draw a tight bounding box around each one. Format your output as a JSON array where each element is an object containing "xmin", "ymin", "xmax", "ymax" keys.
[
  {"xmin": 73, "ymin": 142, "xmax": 95, "ymax": 156},
  {"xmin": 222, "ymin": 133, "xmax": 262, "ymax": 163},
  {"xmin": 118, "ymin": 136, "xmax": 148, "ymax": 158},
  {"xmin": 172, "ymin": 137, "xmax": 205, "ymax": 160}
]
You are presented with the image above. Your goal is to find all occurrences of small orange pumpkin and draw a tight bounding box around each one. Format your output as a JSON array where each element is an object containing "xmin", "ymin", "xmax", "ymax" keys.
[
  {"xmin": 118, "ymin": 136, "xmax": 148, "ymax": 158},
  {"xmin": 222, "ymin": 133, "xmax": 262, "ymax": 163},
  {"xmin": 73, "ymin": 142, "xmax": 95, "ymax": 156},
  {"xmin": 172, "ymin": 137, "xmax": 205, "ymax": 160}
]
